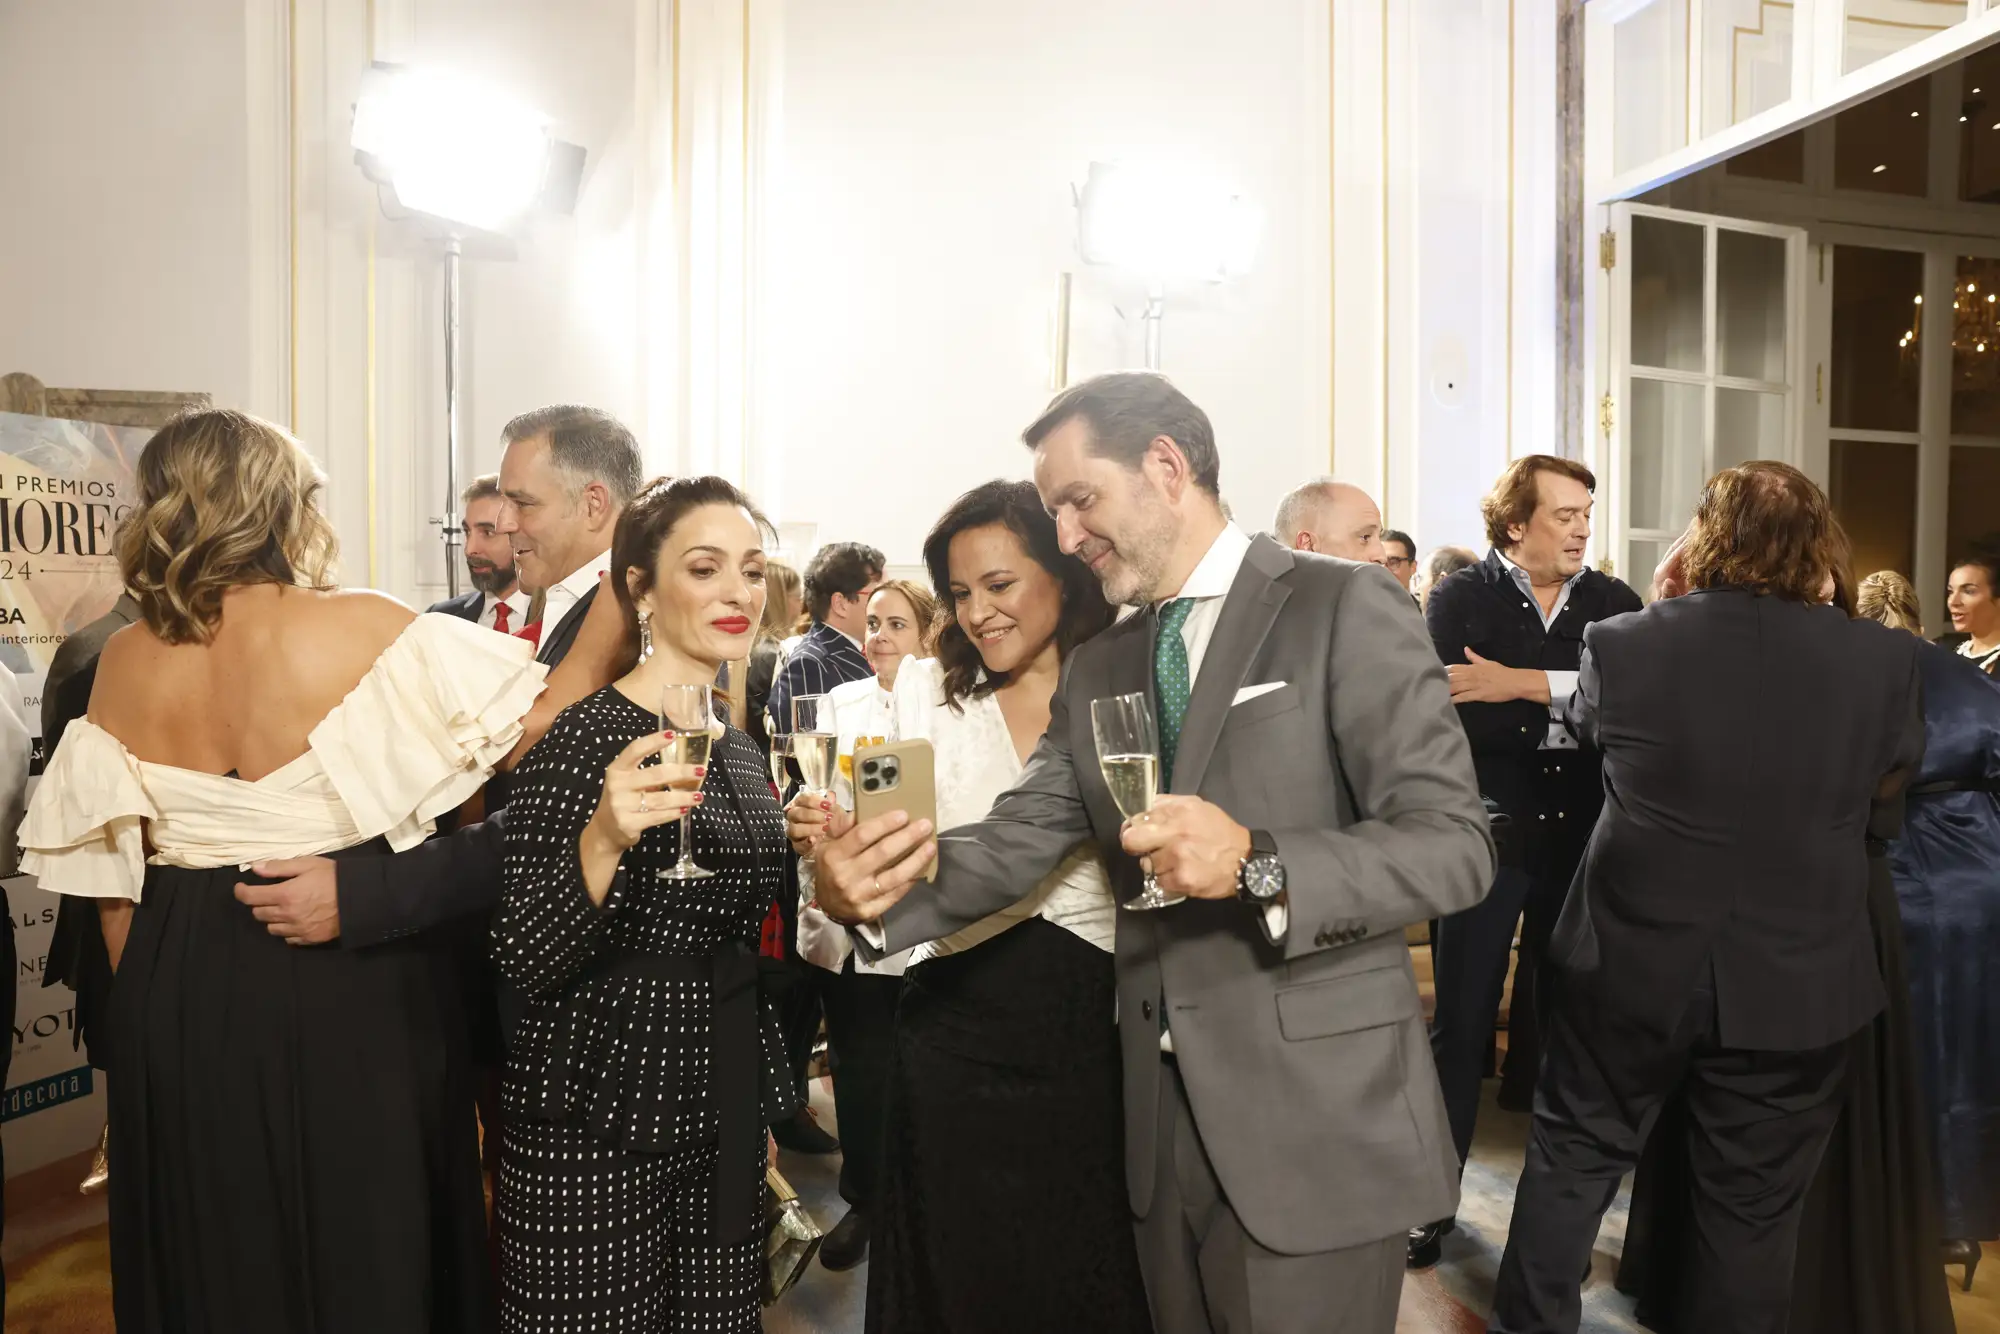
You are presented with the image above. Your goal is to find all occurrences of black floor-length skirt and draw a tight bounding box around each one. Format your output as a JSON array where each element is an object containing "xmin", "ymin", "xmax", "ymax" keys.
[
  {"xmin": 1616, "ymin": 851, "xmax": 1955, "ymax": 1334},
  {"xmin": 867, "ymin": 916, "xmax": 1153, "ymax": 1334},
  {"xmin": 107, "ymin": 850, "xmax": 493, "ymax": 1334}
]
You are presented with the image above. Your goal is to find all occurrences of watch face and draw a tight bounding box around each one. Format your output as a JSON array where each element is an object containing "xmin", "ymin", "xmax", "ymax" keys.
[{"xmin": 1243, "ymin": 853, "xmax": 1285, "ymax": 901}]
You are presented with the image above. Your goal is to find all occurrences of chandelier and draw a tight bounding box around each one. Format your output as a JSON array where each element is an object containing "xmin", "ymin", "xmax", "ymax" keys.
[{"xmin": 1900, "ymin": 270, "xmax": 2000, "ymax": 391}]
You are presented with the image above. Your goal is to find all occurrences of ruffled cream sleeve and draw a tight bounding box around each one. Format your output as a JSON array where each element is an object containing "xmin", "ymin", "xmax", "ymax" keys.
[
  {"xmin": 20, "ymin": 720, "xmax": 155, "ymax": 902},
  {"xmin": 311, "ymin": 613, "xmax": 548, "ymax": 851}
]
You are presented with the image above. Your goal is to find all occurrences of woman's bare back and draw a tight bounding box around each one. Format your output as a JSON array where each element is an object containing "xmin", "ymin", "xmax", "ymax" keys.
[{"xmin": 89, "ymin": 585, "xmax": 416, "ymax": 780}]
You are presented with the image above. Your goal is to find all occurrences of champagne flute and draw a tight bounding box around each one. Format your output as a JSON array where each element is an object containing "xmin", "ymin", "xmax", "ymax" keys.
[
  {"xmin": 791, "ymin": 695, "xmax": 839, "ymax": 802},
  {"xmin": 658, "ymin": 683, "xmax": 716, "ymax": 881},
  {"xmin": 766, "ymin": 731, "xmax": 793, "ymax": 793},
  {"xmin": 1091, "ymin": 691, "xmax": 1184, "ymax": 910}
]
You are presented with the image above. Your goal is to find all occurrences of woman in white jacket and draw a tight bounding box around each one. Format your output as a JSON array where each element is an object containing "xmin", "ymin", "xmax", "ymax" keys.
[{"xmin": 797, "ymin": 578, "xmax": 938, "ymax": 1270}]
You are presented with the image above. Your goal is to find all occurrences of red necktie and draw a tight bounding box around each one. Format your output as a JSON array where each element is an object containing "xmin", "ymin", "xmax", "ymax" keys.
[{"xmin": 492, "ymin": 601, "xmax": 511, "ymax": 634}]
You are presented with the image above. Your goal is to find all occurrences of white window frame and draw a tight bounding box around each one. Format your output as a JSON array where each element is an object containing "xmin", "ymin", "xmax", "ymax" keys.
[{"xmin": 1599, "ymin": 201, "xmax": 1810, "ymax": 589}]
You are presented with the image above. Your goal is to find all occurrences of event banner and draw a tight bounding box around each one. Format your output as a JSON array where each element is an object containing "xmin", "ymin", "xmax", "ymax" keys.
[{"xmin": 0, "ymin": 410, "xmax": 145, "ymax": 1174}]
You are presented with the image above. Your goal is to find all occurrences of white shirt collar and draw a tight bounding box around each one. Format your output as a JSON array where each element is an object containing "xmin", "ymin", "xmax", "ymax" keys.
[
  {"xmin": 551, "ymin": 547, "xmax": 614, "ymax": 603},
  {"xmin": 1496, "ymin": 548, "xmax": 1581, "ymax": 589},
  {"xmin": 1159, "ymin": 523, "xmax": 1253, "ymax": 605}
]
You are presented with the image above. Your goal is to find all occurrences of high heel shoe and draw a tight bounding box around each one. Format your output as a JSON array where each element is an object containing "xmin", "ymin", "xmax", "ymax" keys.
[
  {"xmin": 1944, "ymin": 1238, "xmax": 1981, "ymax": 1292},
  {"xmin": 78, "ymin": 1122, "xmax": 109, "ymax": 1195}
]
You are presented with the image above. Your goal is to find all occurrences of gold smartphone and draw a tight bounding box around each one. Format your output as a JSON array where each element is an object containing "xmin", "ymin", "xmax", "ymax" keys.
[{"xmin": 851, "ymin": 739, "xmax": 939, "ymax": 882}]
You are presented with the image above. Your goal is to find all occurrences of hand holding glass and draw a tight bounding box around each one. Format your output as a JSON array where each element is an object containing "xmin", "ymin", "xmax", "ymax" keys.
[
  {"xmin": 1091, "ymin": 692, "xmax": 1184, "ymax": 910},
  {"xmin": 791, "ymin": 696, "xmax": 839, "ymax": 800},
  {"xmin": 658, "ymin": 684, "xmax": 715, "ymax": 881}
]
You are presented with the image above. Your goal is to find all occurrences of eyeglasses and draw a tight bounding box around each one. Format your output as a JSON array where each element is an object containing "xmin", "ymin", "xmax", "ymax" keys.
[{"xmin": 1384, "ymin": 556, "xmax": 1414, "ymax": 570}]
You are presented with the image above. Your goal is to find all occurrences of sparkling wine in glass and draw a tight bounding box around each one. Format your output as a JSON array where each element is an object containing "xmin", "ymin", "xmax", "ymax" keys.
[
  {"xmin": 1091, "ymin": 691, "xmax": 1184, "ymax": 910},
  {"xmin": 658, "ymin": 683, "xmax": 716, "ymax": 881},
  {"xmin": 791, "ymin": 695, "xmax": 839, "ymax": 800},
  {"xmin": 766, "ymin": 731, "xmax": 793, "ymax": 792}
]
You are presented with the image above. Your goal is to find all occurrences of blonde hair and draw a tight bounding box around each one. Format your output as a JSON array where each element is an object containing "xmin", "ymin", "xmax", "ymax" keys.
[
  {"xmin": 760, "ymin": 559, "xmax": 803, "ymax": 639},
  {"xmin": 1856, "ymin": 570, "xmax": 1923, "ymax": 635},
  {"xmin": 870, "ymin": 578, "xmax": 941, "ymax": 654},
  {"xmin": 118, "ymin": 409, "xmax": 339, "ymax": 645}
]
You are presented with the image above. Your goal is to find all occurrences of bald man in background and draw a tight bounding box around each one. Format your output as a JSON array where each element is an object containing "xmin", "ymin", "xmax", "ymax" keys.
[{"xmin": 1273, "ymin": 479, "xmax": 1388, "ymax": 566}]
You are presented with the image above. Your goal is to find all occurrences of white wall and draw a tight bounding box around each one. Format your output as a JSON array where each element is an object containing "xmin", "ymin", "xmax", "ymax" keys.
[
  {"xmin": 762, "ymin": 0, "xmax": 1327, "ymax": 563},
  {"xmin": 0, "ymin": 0, "xmax": 256, "ymax": 409},
  {"xmin": 0, "ymin": 0, "xmax": 1554, "ymax": 594}
]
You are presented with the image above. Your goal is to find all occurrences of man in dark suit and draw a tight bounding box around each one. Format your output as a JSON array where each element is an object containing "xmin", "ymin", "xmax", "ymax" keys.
[
  {"xmin": 1413, "ymin": 456, "xmax": 1640, "ymax": 1267},
  {"xmin": 816, "ymin": 373, "xmax": 1496, "ymax": 1334},
  {"xmin": 428, "ymin": 474, "xmax": 531, "ymax": 633},
  {"xmin": 764, "ymin": 540, "xmax": 883, "ymax": 1161},
  {"xmin": 1489, "ymin": 462, "xmax": 1926, "ymax": 1334},
  {"xmin": 494, "ymin": 404, "xmax": 643, "ymax": 669}
]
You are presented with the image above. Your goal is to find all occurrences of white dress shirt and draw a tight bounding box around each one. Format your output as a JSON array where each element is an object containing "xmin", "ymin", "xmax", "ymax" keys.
[
  {"xmin": 1495, "ymin": 549, "xmax": 1582, "ymax": 751},
  {"xmin": 479, "ymin": 590, "xmax": 533, "ymax": 634},
  {"xmin": 541, "ymin": 548, "xmax": 613, "ymax": 645}
]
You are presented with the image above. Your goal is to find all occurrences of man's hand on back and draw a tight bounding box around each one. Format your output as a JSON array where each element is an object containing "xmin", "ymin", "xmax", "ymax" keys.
[{"xmin": 235, "ymin": 856, "xmax": 342, "ymax": 945}]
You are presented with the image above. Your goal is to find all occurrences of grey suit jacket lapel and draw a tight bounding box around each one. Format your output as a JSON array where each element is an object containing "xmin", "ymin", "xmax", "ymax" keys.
[{"xmin": 1169, "ymin": 536, "xmax": 1294, "ymax": 796}]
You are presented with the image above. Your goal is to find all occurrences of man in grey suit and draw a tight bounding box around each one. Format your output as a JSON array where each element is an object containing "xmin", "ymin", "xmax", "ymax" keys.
[{"xmin": 811, "ymin": 373, "xmax": 1495, "ymax": 1334}]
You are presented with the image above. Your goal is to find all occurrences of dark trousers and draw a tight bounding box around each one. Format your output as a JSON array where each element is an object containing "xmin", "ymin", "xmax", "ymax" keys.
[
  {"xmin": 1488, "ymin": 966, "xmax": 1849, "ymax": 1334},
  {"xmin": 820, "ymin": 958, "xmax": 900, "ymax": 1213},
  {"xmin": 1, "ymin": 895, "xmax": 13, "ymax": 1325},
  {"xmin": 1431, "ymin": 862, "xmax": 1560, "ymax": 1169}
]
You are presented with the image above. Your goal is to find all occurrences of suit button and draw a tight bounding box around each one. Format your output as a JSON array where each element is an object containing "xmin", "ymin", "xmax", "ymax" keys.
[{"xmin": 1141, "ymin": 1000, "xmax": 1154, "ymax": 1021}]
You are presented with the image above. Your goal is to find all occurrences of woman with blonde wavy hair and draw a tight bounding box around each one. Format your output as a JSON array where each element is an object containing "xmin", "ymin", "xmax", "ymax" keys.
[{"xmin": 17, "ymin": 408, "xmax": 618, "ymax": 1334}]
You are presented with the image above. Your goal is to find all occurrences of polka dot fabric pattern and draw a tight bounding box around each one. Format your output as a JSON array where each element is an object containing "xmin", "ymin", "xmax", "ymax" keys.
[
  {"xmin": 497, "ymin": 1114, "xmax": 762, "ymax": 1334},
  {"xmin": 1155, "ymin": 598, "xmax": 1196, "ymax": 788},
  {"xmin": 496, "ymin": 687, "xmax": 798, "ymax": 1148},
  {"xmin": 493, "ymin": 687, "xmax": 798, "ymax": 1331}
]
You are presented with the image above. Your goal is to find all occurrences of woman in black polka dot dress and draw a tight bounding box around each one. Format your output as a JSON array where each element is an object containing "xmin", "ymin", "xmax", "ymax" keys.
[{"xmin": 494, "ymin": 476, "xmax": 798, "ymax": 1334}]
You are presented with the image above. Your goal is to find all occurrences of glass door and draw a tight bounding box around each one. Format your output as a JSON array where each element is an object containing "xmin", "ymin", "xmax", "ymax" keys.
[{"xmin": 1603, "ymin": 203, "xmax": 1807, "ymax": 594}]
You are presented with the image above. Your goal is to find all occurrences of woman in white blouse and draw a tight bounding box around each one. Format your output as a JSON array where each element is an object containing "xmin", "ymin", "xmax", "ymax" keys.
[
  {"xmin": 17, "ymin": 410, "xmax": 587, "ymax": 1333},
  {"xmin": 797, "ymin": 577, "xmax": 939, "ymax": 1270},
  {"xmin": 790, "ymin": 480, "xmax": 1151, "ymax": 1333}
]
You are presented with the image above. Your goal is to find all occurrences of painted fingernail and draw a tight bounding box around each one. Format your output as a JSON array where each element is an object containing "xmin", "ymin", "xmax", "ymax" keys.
[
  {"xmin": 694, "ymin": 766, "xmax": 707, "ymax": 777},
  {"xmin": 821, "ymin": 799, "xmax": 832, "ymax": 811},
  {"xmin": 694, "ymin": 793, "xmax": 706, "ymax": 804}
]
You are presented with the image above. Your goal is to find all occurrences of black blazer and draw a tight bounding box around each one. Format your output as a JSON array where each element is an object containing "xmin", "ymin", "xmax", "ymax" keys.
[
  {"xmin": 426, "ymin": 590, "xmax": 484, "ymax": 622},
  {"xmin": 536, "ymin": 583, "xmax": 596, "ymax": 669},
  {"xmin": 1425, "ymin": 552, "xmax": 1641, "ymax": 827},
  {"xmin": 1552, "ymin": 589, "xmax": 1924, "ymax": 1052}
]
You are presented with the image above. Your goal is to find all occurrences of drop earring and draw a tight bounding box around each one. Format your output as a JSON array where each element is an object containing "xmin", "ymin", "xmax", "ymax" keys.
[{"xmin": 638, "ymin": 610, "xmax": 654, "ymax": 661}]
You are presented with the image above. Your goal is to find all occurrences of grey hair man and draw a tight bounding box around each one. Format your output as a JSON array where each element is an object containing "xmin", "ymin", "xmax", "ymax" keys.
[
  {"xmin": 812, "ymin": 371, "xmax": 1494, "ymax": 1334},
  {"xmin": 494, "ymin": 405, "xmax": 643, "ymax": 667},
  {"xmin": 1414, "ymin": 545, "xmax": 1479, "ymax": 609},
  {"xmin": 1272, "ymin": 478, "xmax": 1386, "ymax": 565}
]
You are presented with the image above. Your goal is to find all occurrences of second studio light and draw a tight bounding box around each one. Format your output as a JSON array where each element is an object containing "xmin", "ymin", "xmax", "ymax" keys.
[{"xmin": 351, "ymin": 63, "xmax": 583, "ymax": 234}]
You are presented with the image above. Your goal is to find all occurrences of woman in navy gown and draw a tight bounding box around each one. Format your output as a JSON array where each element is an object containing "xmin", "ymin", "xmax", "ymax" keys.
[{"xmin": 1871, "ymin": 572, "xmax": 2000, "ymax": 1289}]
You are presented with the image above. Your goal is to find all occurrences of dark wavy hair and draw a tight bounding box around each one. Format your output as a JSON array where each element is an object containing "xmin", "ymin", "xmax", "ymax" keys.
[
  {"xmin": 609, "ymin": 475, "xmax": 775, "ymax": 687},
  {"xmin": 1681, "ymin": 461, "xmax": 1854, "ymax": 609},
  {"xmin": 922, "ymin": 479, "xmax": 1115, "ymax": 710}
]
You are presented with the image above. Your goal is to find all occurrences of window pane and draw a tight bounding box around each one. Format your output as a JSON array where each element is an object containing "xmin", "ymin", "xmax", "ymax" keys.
[
  {"xmin": 1632, "ymin": 216, "xmax": 1706, "ymax": 373},
  {"xmin": 1952, "ymin": 255, "xmax": 2000, "ymax": 435},
  {"xmin": 1615, "ymin": 0, "xmax": 1690, "ymax": 176},
  {"xmin": 1833, "ymin": 75, "xmax": 1930, "ymax": 196},
  {"xmin": 1727, "ymin": 130, "xmax": 1806, "ymax": 184},
  {"xmin": 1843, "ymin": 2, "xmax": 1966, "ymax": 78},
  {"xmin": 1629, "ymin": 378, "xmax": 1707, "ymax": 532},
  {"xmin": 1957, "ymin": 45, "xmax": 2000, "ymax": 202},
  {"xmin": 1629, "ymin": 538, "xmax": 1667, "ymax": 602},
  {"xmin": 1831, "ymin": 245, "xmax": 1923, "ymax": 433},
  {"xmin": 1830, "ymin": 438, "xmax": 1917, "ymax": 580},
  {"xmin": 1947, "ymin": 446, "xmax": 2000, "ymax": 570},
  {"xmin": 1717, "ymin": 230, "xmax": 1788, "ymax": 382},
  {"xmin": 1714, "ymin": 387, "xmax": 1786, "ymax": 468}
]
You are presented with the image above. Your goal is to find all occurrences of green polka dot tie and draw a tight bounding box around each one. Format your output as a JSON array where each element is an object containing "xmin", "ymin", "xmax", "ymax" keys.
[{"xmin": 1155, "ymin": 599, "xmax": 1196, "ymax": 791}]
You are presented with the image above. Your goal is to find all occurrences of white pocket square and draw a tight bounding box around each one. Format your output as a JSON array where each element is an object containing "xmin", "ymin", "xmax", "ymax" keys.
[{"xmin": 1232, "ymin": 682, "xmax": 1287, "ymax": 706}]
